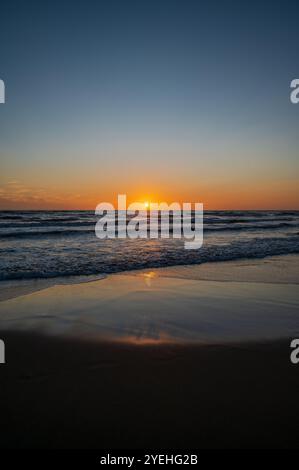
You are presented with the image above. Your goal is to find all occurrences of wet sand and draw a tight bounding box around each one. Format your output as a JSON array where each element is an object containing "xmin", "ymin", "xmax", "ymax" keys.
[
  {"xmin": 0, "ymin": 255, "xmax": 299, "ymax": 448},
  {"xmin": 0, "ymin": 269, "xmax": 298, "ymax": 343},
  {"xmin": 1, "ymin": 254, "xmax": 298, "ymax": 303},
  {"xmin": 0, "ymin": 333, "xmax": 298, "ymax": 448},
  {"xmin": 135, "ymin": 254, "xmax": 299, "ymax": 284}
]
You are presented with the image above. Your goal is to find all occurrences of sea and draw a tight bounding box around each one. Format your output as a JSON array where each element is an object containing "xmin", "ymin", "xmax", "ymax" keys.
[{"xmin": 1, "ymin": 210, "xmax": 299, "ymax": 283}]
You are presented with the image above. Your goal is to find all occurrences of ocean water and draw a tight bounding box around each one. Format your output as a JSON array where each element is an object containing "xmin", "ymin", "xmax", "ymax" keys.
[{"xmin": 0, "ymin": 210, "xmax": 299, "ymax": 282}]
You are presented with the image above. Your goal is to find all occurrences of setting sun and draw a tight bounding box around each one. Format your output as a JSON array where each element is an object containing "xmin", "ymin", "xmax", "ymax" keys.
[{"xmin": 144, "ymin": 201, "xmax": 150, "ymax": 210}]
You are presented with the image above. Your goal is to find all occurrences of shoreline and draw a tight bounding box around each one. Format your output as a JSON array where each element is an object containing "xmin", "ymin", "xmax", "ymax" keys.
[
  {"xmin": 0, "ymin": 256, "xmax": 298, "ymax": 344},
  {"xmin": 0, "ymin": 254, "xmax": 299, "ymax": 448},
  {"xmin": 1, "ymin": 253, "xmax": 298, "ymax": 303}
]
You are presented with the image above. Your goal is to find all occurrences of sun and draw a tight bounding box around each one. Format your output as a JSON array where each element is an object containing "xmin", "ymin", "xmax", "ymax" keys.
[{"xmin": 144, "ymin": 201, "xmax": 150, "ymax": 210}]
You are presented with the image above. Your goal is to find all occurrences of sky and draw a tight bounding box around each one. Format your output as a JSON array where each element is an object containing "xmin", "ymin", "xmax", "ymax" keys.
[{"xmin": 0, "ymin": 0, "xmax": 298, "ymax": 209}]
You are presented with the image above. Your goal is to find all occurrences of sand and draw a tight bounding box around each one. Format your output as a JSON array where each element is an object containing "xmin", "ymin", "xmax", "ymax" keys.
[
  {"xmin": 0, "ymin": 333, "xmax": 299, "ymax": 448},
  {"xmin": 0, "ymin": 254, "xmax": 299, "ymax": 448},
  {"xmin": 0, "ymin": 259, "xmax": 298, "ymax": 343},
  {"xmin": 1, "ymin": 254, "xmax": 298, "ymax": 303},
  {"xmin": 134, "ymin": 254, "xmax": 299, "ymax": 284}
]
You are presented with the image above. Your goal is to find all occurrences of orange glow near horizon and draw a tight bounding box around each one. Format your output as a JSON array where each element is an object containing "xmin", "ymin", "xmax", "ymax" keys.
[{"xmin": 0, "ymin": 177, "xmax": 299, "ymax": 210}]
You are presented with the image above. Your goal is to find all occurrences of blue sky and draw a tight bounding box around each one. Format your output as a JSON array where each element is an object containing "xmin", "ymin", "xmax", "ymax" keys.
[{"xmin": 0, "ymin": 0, "xmax": 298, "ymax": 208}]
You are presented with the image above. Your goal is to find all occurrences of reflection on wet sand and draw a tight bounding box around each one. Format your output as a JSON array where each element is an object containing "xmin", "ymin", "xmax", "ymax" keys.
[{"xmin": 0, "ymin": 269, "xmax": 298, "ymax": 344}]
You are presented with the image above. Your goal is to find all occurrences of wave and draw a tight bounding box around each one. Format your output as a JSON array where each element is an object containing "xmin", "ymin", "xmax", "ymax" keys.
[
  {"xmin": 0, "ymin": 221, "xmax": 96, "ymax": 229},
  {"xmin": 1, "ymin": 211, "xmax": 299, "ymax": 283},
  {"xmin": 1, "ymin": 221, "xmax": 299, "ymax": 239},
  {"xmin": 0, "ymin": 229, "xmax": 89, "ymax": 239},
  {"xmin": 205, "ymin": 222, "xmax": 299, "ymax": 232},
  {"xmin": 1, "ymin": 215, "xmax": 298, "ymax": 229},
  {"xmin": 1, "ymin": 235, "xmax": 298, "ymax": 281}
]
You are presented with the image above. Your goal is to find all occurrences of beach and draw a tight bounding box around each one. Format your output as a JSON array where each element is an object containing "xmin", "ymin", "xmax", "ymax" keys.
[
  {"xmin": 0, "ymin": 254, "xmax": 299, "ymax": 448},
  {"xmin": 1, "ymin": 0, "xmax": 299, "ymax": 453},
  {"xmin": 1, "ymin": 333, "xmax": 298, "ymax": 449}
]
